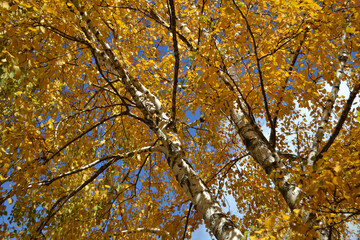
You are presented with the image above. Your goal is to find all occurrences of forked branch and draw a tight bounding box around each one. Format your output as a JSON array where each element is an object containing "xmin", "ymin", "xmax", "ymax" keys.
[
  {"xmin": 307, "ymin": 33, "xmax": 348, "ymax": 167},
  {"xmin": 319, "ymin": 82, "xmax": 360, "ymax": 159}
]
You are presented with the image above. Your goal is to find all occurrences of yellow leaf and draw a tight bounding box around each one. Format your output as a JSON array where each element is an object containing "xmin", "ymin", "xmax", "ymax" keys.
[
  {"xmin": 94, "ymin": 191, "xmax": 100, "ymax": 198},
  {"xmin": 7, "ymin": 198, "xmax": 13, "ymax": 205},
  {"xmin": 3, "ymin": 163, "xmax": 9, "ymax": 171},
  {"xmin": 66, "ymin": 2, "xmax": 74, "ymax": 8},
  {"xmin": 28, "ymin": 27, "xmax": 38, "ymax": 32},
  {"xmin": 0, "ymin": 1, "xmax": 10, "ymax": 9},
  {"xmin": 333, "ymin": 163, "xmax": 341, "ymax": 173},
  {"xmin": 13, "ymin": 65, "xmax": 21, "ymax": 77},
  {"xmin": 45, "ymin": 6, "xmax": 56, "ymax": 14},
  {"xmin": 264, "ymin": 217, "xmax": 272, "ymax": 227},
  {"xmin": 237, "ymin": 2, "xmax": 244, "ymax": 8},
  {"xmin": 56, "ymin": 59, "xmax": 65, "ymax": 66},
  {"xmin": 346, "ymin": 27, "xmax": 355, "ymax": 34},
  {"xmin": 225, "ymin": 6, "xmax": 233, "ymax": 14},
  {"xmin": 280, "ymin": 212, "xmax": 290, "ymax": 220},
  {"xmin": 48, "ymin": 119, "xmax": 54, "ymax": 130},
  {"xmin": 293, "ymin": 209, "xmax": 301, "ymax": 215},
  {"xmin": 104, "ymin": 185, "xmax": 110, "ymax": 189},
  {"xmin": 39, "ymin": 26, "xmax": 46, "ymax": 33},
  {"xmin": 255, "ymin": 229, "xmax": 265, "ymax": 234}
]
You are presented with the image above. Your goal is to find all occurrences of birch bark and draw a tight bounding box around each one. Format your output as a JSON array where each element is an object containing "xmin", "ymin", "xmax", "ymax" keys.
[{"xmin": 69, "ymin": 1, "xmax": 244, "ymax": 239}]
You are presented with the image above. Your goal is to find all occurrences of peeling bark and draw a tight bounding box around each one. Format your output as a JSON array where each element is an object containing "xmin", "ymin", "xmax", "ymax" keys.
[
  {"xmin": 69, "ymin": 1, "xmax": 245, "ymax": 238},
  {"xmin": 307, "ymin": 47, "xmax": 348, "ymax": 167},
  {"xmin": 225, "ymin": 64, "xmax": 301, "ymax": 211},
  {"xmin": 230, "ymin": 103, "xmax": 301, "ymax": 211}
]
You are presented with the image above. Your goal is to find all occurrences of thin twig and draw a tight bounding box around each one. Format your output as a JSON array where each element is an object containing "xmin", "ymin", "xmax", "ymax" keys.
[
  {"xmin": 233, "ymin": 0, "xmax": 274, "ymax": 134},
  {"xmin": 35, "ymin": 156, "xmax": 118, "ymax": 237},
  {"xmin": 270, "ymin": 27, "xmax": 309, "ymax": 147},
  {"xmin": 34, "ymin": 145, "xmax": 159, "ymax": 187},
  {"xmin": 182, "ymin": 203, "xmax": 193, "ymax": 240},
  {"xmin": 43, "ymin": 112, "xmax": 128, "ymax": 164}
]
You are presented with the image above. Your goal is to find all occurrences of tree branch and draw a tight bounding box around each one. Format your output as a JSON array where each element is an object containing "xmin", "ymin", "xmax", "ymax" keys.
[
  {"xmin": 43, "ymin": 112, "xmax": 128, "ymax": 164},
  {"xmin": 34, "ymin": 145, "xmax": 160, "ymax": 187},
  {"xmin": 169, "ymin": 0, "xmax": 180, "ymax": 124},
  {"xmin": 307, "ymin": 32, "xmax": 348, "ymax": 167},
  {"xmin": 318, "ymin": 82, "xmax": 360, "ymax": 159},
  {"xmin": 35, "ymin": 155, "xmax": 118, "ymax": 237},
  {"xmin": 182, "ymin": 203, "xmax": 193, "ymax": 240},
  {"xmin": 119, "ymin": 227, "xmax": 171, "ymax": 239},
  {"xmin": 181, "ymin": 115, "xmax": 206, "ymax": 131},
  {"xmin": 233, "ymin": 0, "xmax": 274, "ymax": 134},
  {"xmin": 270, "ymin": 27, "xmax": 309, "ymax": 147},
  {"xmin": 222, "ymin": 57, "xmax": 301, "ymax": 211}
]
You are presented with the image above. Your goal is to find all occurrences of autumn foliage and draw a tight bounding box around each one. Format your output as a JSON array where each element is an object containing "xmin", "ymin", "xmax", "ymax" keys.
[{"xmin": 1, "ymin": 0, "xmax": 360, "ymax": 239}]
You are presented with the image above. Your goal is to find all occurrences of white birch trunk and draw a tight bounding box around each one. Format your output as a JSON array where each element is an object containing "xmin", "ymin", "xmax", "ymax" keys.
[
  {"xmin": 69, "ymin": 1, "xmax": 245, "ymax": 238},
  {"xmin": 230, "ymin": 103, "xmax": 301, "ymax": 210}
]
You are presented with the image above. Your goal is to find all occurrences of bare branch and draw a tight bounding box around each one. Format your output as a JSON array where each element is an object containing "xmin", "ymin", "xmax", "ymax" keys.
[
  {"xmin": 133, "ymin": 140, "xmax": 159, "ymax": 196},
  {"xmin": 146, "ymin": 6, "xmax": 196, "ymax": 51}
]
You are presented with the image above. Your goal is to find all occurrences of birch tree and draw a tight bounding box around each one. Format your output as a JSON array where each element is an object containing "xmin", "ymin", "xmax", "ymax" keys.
[{"xmin": 1, "ymin": 0, "xmax": 360, "ymax": 239}]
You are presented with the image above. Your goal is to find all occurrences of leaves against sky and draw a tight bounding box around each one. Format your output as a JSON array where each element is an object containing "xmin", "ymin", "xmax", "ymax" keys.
[{"xmin": 0, "ymin": 0, "xmax": 360, "ymax": 239}]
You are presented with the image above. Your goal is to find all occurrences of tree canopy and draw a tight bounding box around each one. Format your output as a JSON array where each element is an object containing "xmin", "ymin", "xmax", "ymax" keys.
[{"xmin": 1, "ymin": 0, "xmax": 360, "ymax": 239}]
